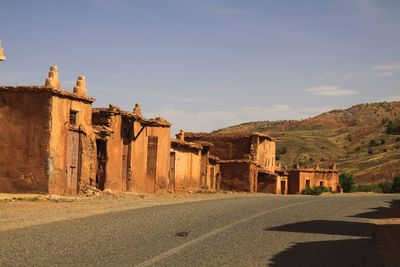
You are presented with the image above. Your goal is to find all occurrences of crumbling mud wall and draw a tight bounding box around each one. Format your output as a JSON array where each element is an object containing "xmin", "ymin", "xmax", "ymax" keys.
[
  {"xmin": 0, "ymin": 88, "xmax": 51, "ymax": 193},
  {"xmin": 92, "ymin": 108, "xmax": 171, "ymax": 194},
  {"xmin": 170, "ymin": 144, "xmax": 201, "ymax": 192},
  {"xmin": 48, "ymin": 94, "xmax": 96, "ymax": 195},
  {"xmin": 131, "ymin": 122, "xmax": 171, "ymax": 193},
  {"xmin": 184, "ymin": 133, "xmax": 252, "ymax": 160},
  {"xmin": 257, "ymin": 173, "xmax": 287, "ymax": 194},
  {"xmin": 219, "ymin": 161, "xmax": 258, "ymax": 192},
  {"xmin": 255, "ymin": 137, "xmax": 276, "ymax": 172}
]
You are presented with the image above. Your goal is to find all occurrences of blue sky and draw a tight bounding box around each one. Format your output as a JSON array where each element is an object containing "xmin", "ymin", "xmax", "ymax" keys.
[{"xmin": 1, "ymin": 0, "xmax": 399, "ymax": 134}]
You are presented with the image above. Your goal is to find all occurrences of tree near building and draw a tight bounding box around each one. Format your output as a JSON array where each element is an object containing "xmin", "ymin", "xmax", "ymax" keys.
[
  {"xmin": 339, "ymin": 172, "xmax": 355, "ymax": 193},
  {"xmin": 391, "ymin": 174, "xmax": 400, "ymax": 193}
]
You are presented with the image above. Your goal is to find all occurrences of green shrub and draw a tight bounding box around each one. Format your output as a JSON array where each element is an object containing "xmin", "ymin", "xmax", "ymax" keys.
[
  {"xmin": 354, "ymin": 183, "xmax": 382, "ymax": 193},
  {"xmin": 301, "ymin": 186, "xmax": 331, "ymax": 196},
  {"xmin": 276, "ymin": 146, "xmax": 288, "ymax": 154},
  {"xmin": 386, "ymin": 121, "xmax": 400, "ymax": 134},
  {"xmin": 391, "ymin": 175, "xmax": 400, "ymax": 193},
  {"xmin": 378, "ymin": 181, "xmax": 392, "ymax": 193},
  {"xmin": 301, "ymin": 187, "xmax": 314, "ymax": 195},
  {"xmin": 369, "ymin": 140, "xmax": 378, "ymax": 147},
  {"xmin": 339, "ymin": 173, "xmax": 356, "ymax": 192}
]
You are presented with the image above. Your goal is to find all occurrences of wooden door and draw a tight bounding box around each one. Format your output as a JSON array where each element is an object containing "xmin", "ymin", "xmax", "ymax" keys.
[
  {"xmin": 147, "ymin": 136, "xmax": 158, "ymax": 192},
  {"xmin": 210, "ymin": 167, "xmax": 215, "ymax": 189},
  {"xmin": 67, "ymin": 131, "xmax": 80, "ymax": 195},
  {"xmin": 169, "ymin": 152, "xmax": 176, "ymax": 191},
  {"xmin": 200, "ymin": 152, "xmax": 207, "ymax": 187}
]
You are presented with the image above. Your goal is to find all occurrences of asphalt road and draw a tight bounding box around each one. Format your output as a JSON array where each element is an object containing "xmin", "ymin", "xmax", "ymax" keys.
[{"xmin": 1, "ymin": 194, "xmax": 399, "ymax": 266}]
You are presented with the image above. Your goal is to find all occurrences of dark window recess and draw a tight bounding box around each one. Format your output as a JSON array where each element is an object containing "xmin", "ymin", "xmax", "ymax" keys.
[{"xmin": 70, "ymin": 110, "xmax": 78, "ymax": 125}]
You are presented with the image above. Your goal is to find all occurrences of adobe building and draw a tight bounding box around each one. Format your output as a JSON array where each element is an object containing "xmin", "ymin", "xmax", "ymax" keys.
[
  {"xmin": 0, "ymin": 66, "xmax": 97, "ymax": 194},
  {"xmin": 170, "ymin": 130, "xmax": 221, "ymax": 192},
  {"xmin": 0, "ymin": 40, "xmax": 5, "ymax": 61},
  {"xmin": 184, "ymin": 132, "xmax": 284, "ymax": 193},
  {"xmin": 92, "ymin": 104, "xmax": 171, "ymax": 193},
  {"xmin": 286, "ymin": 164, "xmax": 340, "ymax": 194}
]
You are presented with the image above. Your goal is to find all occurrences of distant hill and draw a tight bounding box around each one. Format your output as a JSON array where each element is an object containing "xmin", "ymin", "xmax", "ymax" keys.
[{"xmin": 213, "ymin": 101, "xmax": 400, "ymax": 183}]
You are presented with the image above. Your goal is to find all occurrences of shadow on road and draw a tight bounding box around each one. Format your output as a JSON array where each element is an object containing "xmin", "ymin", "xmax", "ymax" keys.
[
  {"xmin": 265, "ymin": 199, "xmax": 400, "ymax": 267},
  {"xmin": 351, "ymin": 199, "xmax": 400, "ymax": 220}
]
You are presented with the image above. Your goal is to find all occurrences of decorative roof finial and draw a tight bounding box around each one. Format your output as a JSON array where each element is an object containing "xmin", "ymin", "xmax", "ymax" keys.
[
  {"xmin": 0, "ymin": 40, "xmax": 5, "ymax": 61},
  {"xmin": 45, "ymin": 66, "xmax": 60, "ymax": 89},
  {"xmin": 73, "ymin": 76, "xmax": 87, "ymax": 96},
  {"xmin": 176, "ymin": 129, "xmax": 185, "ymax": 141},
  {"xmin": 133, "ymin": 103, "xmax": 142, "ymax": 117}
]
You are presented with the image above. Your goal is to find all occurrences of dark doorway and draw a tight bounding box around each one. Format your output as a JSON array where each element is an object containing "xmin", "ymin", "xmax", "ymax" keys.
[
  {"xmin": 122, "ymin": 137, "xmax": 131, "ymax": 191},
  {"xmin": 67, "ymin": 131, "xmax": 80, "ymax": 194},
  {"xmin": 147, "ymin": 136, "xmax": 158, "ymax": 192},
  {"xmin": 96, "ymin": 139, "xmax": 107, "ymax": 190},
  {"xmin": 281, "ymin": 180, "xmax": 286, "ymax": 194},
  {"xmin": 169, "ymin": 152, "xmax": 176, "ymax": 191},
  {"xmin": 121, "ymin": 121, "xmax": 132, "ymax": 191},
  {"xmin": 306, "ymin": 180, "xmax": 311, "ymax": 188}
]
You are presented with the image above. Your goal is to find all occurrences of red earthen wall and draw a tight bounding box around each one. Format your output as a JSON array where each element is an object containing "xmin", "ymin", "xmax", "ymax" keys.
[
  {"xmin": 220, "ymin": 161, "xmax": 257, "ymax": 192},
  {"xmin": 184, "ymin": 134, "xmax": 251, "ymax": 160},
  {"xmin": 48, "ymin": 95, "xmax": 96, "ymax": 195},
  {"xmin": 0, "ymin": 91, "xmax": 51, "ymax": 193}
]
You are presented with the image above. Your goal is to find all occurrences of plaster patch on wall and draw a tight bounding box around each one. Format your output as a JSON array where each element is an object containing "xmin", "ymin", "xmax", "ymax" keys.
[{"xmin": 47, "ymin": 154, "xmax": 54, "ymax": 181}]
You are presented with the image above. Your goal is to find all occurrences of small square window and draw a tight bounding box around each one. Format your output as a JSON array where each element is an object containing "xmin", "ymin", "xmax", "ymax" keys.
[{"xmin": 70, "ymin": 110, "xmax": 78, "ymax": 125}]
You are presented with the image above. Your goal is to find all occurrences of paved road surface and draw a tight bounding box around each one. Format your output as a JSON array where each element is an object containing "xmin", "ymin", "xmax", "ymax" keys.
[{"xmin": 1, "ymin": 194, "xmax": 399, "ymax": 266}]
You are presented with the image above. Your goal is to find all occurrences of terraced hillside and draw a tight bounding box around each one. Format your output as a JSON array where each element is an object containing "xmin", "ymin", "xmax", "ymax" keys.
[{"xmin": 213, "ymin": 101, "xmax": 400, "ymax": 183}]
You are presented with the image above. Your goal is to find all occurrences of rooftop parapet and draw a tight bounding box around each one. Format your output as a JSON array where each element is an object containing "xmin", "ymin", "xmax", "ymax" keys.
[{"xmin": 0, "ymin": 40, "xmax": 5, "ymax": 61}]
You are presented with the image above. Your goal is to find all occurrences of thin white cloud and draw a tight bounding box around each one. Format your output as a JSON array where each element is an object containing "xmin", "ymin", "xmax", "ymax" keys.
[
  {"xmin": 373, "ymin": 72, "xmax": 394, "ymax": 77},
  {"xmin": 372, "ymin": 62, "xmax": 400, "ymax": 72},
  {"xmin": 304, "ymin": 86, "xmax": 358, "ymax": 96},
  {"xmin": 317, "ymin": 61, "xmax": 400, "ymax": 80}
]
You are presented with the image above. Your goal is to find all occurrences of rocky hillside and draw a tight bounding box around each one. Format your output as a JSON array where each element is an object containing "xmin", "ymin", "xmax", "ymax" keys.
[{"xmin": 213, "ymin": 101, "xmax": 400, "ymax": 183}]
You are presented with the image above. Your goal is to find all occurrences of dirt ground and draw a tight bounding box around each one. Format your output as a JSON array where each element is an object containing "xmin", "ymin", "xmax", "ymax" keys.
[{"xmin": 0, "ymin": 191, "xmax": 255, "ymax": 232}]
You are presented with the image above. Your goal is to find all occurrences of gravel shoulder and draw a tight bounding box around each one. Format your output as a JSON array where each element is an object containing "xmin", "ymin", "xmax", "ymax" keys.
[{"xmin": 0, "ymin": 191, "xmax": 259, "ymax": 232}]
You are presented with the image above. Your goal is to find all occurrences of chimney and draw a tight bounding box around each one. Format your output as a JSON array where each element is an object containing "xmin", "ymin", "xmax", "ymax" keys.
[
  {"xmin": 0, "ymin": 40, "xmax": 5, "ymax": 61},
  {"xmin": 45, "ymin": 66, "xmax": 60, "ymax": 89},
  {"xmin": 133, "ymin": 103, "xmax": 142, "ymax": 117},
  {"xmin": 73, "ymin": 76, "xmax": 87, "ymax": 96}
]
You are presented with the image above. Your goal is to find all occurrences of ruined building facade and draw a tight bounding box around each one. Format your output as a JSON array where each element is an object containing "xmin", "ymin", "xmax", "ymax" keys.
[
  {"xmin": 0, "ymin": 67, "xmax": 96, "ymax": 194},
  {"xmin": 0, "ymin": 65, "xmax": 338, "ymax": 195},
  {"xmin": 170, "ymin": 130, "xmax": 221, "ymax": 192},
  {"xmin": 92, "ymin": 105, "xmax": 172, "ymax": 193},
  {"xmin": 184, "ymin": 132, "xmax": 339, "ymax": 194}
]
